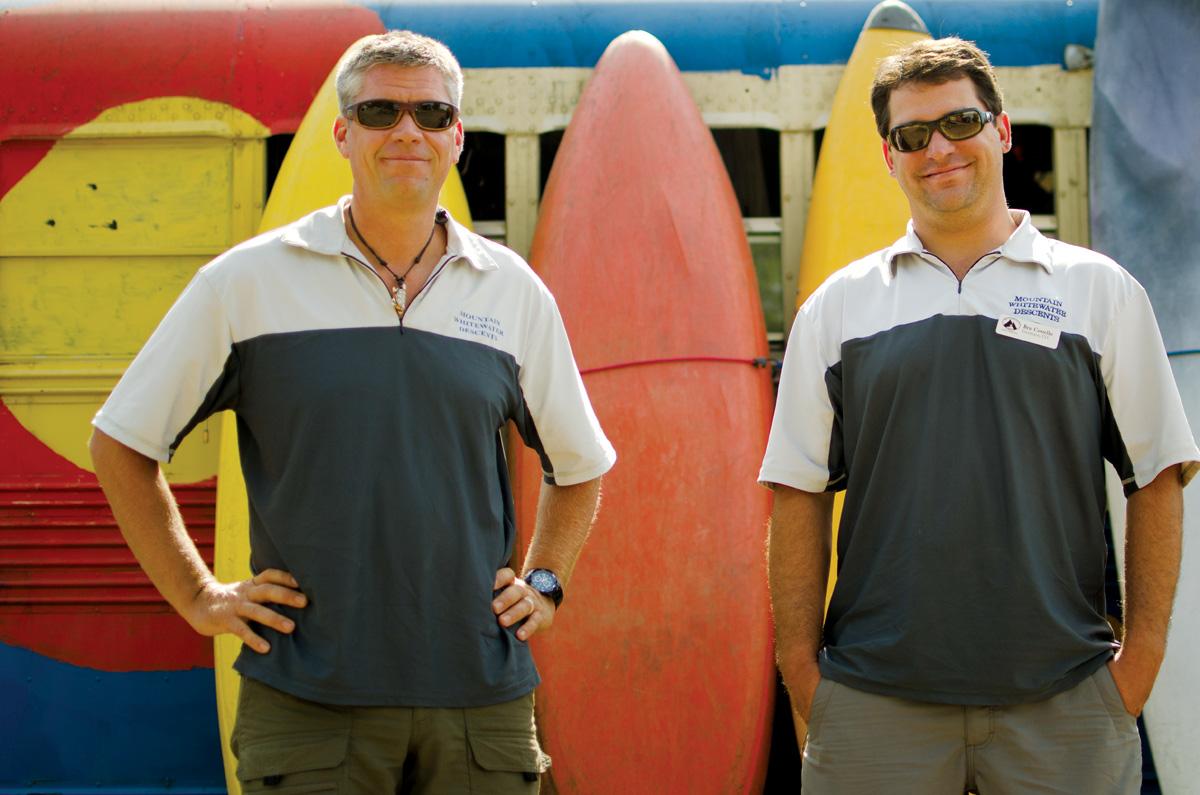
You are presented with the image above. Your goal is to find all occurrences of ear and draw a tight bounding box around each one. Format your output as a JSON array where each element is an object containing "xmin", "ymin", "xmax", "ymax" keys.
[
  {"xmin": 882, "ymin": 138, "xmax": 896, "ymax": 177},
  {"xmin": 452, "ymin": 119, "xmax": 465, "ymax": 165},
  {"xmin": 333, "ymin": 115, "xmax": 350, "ymax": 159},
  {"xmin": 997, "ymin": 111, "xmax": 1013, "ymax": 153}
]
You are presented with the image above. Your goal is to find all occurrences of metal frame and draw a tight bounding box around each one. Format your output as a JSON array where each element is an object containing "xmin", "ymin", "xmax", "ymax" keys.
[{"xmin": 462, "ymin": 65, "xmax": 1094, "ymax": 335}]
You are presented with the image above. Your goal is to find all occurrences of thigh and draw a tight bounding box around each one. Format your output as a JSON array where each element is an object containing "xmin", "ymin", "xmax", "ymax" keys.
[
  {"xmin": 408, "ymin": 692, "xmax": 550, "ymax": 795},
  {"xmin": 232, "ymin": 677, "xmax": 354, "ymax": 794},
  {"xmin": 801, "ymin": 679, "xmax": 966, "ymax": 795},
  {"xmin": 974, "ymin": 666, "xmax": 1141, "ymax": 795}
]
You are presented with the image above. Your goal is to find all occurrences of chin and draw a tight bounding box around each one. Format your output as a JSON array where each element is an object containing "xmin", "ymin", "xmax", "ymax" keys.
[{"xmin": 923, "ymin": 187, "xmax": 980, "ymax": 214}]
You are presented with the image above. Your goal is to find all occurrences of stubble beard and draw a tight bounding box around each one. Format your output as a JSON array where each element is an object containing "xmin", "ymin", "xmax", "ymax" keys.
[{"xmin": 917, "ymin": 170, "xmax": 986, "ymax": 218}]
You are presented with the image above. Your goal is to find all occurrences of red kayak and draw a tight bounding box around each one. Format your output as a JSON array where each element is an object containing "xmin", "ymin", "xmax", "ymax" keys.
[{"xmin": 515, "ymin": 30, "xmax": 776, "ymax": 795}]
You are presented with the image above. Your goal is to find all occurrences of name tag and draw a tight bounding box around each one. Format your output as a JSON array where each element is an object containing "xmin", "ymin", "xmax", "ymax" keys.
[{"xmin": 995, "ymin": 315, "xmax": 1061, "ymax": 349}]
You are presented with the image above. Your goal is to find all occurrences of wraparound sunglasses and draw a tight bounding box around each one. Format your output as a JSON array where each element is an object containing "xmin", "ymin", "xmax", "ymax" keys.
[
  {"xmin": 887, "ymin": 108, "xmax": 996, "ymax": 153},
  {"xmin": 343, "ymin": 99, "xmax": 459, "ymax": 131}
]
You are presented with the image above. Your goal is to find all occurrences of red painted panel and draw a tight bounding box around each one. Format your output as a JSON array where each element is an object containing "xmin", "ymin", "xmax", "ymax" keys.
[
  {"xmin": 0, "ymin": 475, "xmax": 217, "ymax": 671},
  {"xmin": 0, "ymin": 1, "xmax": 384, "ymax": 197},
  {"xmin": 0, "ymin": 608, "xmax": 214, "ymax": 672},
  {"xmin": 0, "ymin": 404, "xmax": 91, "ymax": 482},
  {"xmin": 0, "ymin": 403, "xmax": 218, "ymax": 670}
]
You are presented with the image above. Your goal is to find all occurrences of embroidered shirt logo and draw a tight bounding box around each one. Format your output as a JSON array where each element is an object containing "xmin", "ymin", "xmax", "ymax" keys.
[
  {"xmin": 454, "ymin": 310, "xmax": 505, "ymax": 341},
  {"xmin": 1007, "ymin": 295, "xmax": 1066, "ymax": 323}
]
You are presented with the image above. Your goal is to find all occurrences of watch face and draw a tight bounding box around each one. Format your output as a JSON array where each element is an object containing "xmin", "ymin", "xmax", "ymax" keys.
[{"xmin": 528, "ymin": 569, "xmax": 559, "ymax": 593}]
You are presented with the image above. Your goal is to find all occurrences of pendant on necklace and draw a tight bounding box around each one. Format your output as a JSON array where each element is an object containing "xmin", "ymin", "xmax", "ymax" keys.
[{"xmin": 391, "ymin": 282, "xmax": 407, "ymax": 317}]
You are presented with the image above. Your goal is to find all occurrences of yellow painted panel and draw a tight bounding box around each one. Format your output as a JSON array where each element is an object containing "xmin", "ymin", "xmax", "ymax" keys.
[
  {"xmin": 0, "ymin": 98, "xmax": 267, "ymax": 481},
  {"xmin": 0, "ymin": 253, "xmax": 219, "ymax": 480},
  {"xmin": 0, "ymin": 255, "xmax": 210, "ymax": 357},
  {"xmin": 0, "ymin": 98, "xmax": 268, "ymax": 258},
  {"xmin": 2, "ymin": 141, "xmax": 235, "ymax": 257},
  {"xmin": 229, "ymin": 138, "xmax": 267, "ymax": 243}
]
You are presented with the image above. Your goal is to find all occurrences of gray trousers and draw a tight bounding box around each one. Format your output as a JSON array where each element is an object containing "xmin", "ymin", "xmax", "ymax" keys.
[{"xmin": 801, "ymin": 666, "xmax": 1141, "ymax": 794}]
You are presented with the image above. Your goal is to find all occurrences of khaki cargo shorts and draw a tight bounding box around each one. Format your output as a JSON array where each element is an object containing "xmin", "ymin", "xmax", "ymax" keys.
[{"xmin": 232, "ymin": 677, "xmax": 551, "ymax": 794}]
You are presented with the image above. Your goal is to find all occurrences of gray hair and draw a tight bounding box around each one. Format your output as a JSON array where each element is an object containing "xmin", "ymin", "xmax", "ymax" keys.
[{"xmin": 335, "ymin": 30, "xmax": 464, "ymax": 111}]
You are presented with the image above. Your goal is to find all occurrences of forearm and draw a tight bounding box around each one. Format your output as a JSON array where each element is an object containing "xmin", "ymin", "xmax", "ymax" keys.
[
  {"xmin": 1119, "ymin": 464, "xmax": 1184, "ymax": 667},
  {"xmin": 90, "ymin": 429, "xmax": 214, "ymax": 617},
  {"xmin": 768, "ymin": 485, "xmax": 834, "ymax": 686},
  {"xmin": 521, "ymin": 476, "xmax": 602, "ymax": 586}
]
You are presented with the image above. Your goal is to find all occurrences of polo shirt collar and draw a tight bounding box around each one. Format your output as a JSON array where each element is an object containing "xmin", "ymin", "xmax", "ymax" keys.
[
  {"xmin": 882, "ymin": 209, "xmax": 1054, "ymax": 275},
  {"xmin": 998, "ymin": 210, "xmax": 1054, "ymax": 272},
  {"xmin": 281, "ymin": 195, "xmax": 498, "ymax": 271},
  {"xmin": 442, "ymin": 210, "xmax": 500, "ymax": 271}
]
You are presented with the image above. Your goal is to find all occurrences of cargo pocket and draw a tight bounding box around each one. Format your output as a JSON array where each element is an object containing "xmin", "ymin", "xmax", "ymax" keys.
[
  {"xmin": 464, "ymin": 696, "xmax": 551, "ymax": 793},
  {"xmin": 236, "ymin": 728, "xmax": 349, "ymax": 794}
]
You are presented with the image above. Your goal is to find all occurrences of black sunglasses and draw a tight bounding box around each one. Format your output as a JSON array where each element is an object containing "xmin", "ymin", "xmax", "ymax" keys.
[
  {"xmin": 343, "ymin": 99, "xmax": 459, "ymax": 131},
  {"xmin": 887, "ymin": 108, "xmax": 996, "ymax": 153}
]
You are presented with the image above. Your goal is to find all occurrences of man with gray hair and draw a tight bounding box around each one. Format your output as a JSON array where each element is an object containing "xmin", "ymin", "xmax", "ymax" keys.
[{"xmin": 90, "ymin": 30, "xmax": 614, "ymax": 793}]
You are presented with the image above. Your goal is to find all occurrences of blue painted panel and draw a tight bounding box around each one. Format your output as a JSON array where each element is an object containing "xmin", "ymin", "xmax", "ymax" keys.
[
  {"xmin": 0, "ymin": 642, "xmax": 223, "ymax": 792},
  {"xmin": 363, "ymin": 0, "xmax": 1098, "ymax": 74}
]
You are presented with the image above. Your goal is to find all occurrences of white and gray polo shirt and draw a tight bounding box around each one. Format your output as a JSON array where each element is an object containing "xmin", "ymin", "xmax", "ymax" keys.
[
  {"xmin": 760, "ymin": 210, "xmax": 1198, "ymax": 705},
  {"xmin": 95, "ymin": 198, "xmax": 616, "ymax": 707}
]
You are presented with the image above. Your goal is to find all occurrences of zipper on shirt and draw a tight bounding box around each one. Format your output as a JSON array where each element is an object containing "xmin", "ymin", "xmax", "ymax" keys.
[
  {"xmin": 921, "ymin": 249, "xmax": 1002, "ymax": 294},
  {"xmin": 342, "ymin": 251, "xmax": 456, "ymax": 333},
  {"xmin": 343, "ymin": 251, "xmax": 405, "ymax": 330}
]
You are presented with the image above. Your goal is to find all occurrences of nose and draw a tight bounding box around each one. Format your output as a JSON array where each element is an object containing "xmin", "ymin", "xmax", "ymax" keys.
[
  {"xmin": 389, "ymin": 109, "xmax": 424, "ymax": 140},
  {"xmin": 924, "ymin": 128, "xmax": 956, "ymax": 157}
]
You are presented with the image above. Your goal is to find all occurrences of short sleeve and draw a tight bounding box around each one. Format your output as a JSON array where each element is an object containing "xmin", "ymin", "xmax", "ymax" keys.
[
  {"xmin": 1101, "ymin": 282, "xmax": 1199, "ymax": 491},
  {"xmin": 759, "ymin": 303, "xmax": 843, "ymax": 492},
  {"xmin": 512, "ymin": 291, "xmax": 616, "ymax": 486},
  {"xmin": 92, "ymin": 269, "xmax": 239, "ymax": 462}
]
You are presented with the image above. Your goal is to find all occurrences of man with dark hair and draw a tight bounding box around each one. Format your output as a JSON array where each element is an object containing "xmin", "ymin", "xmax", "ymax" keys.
[
  {"xmin": 90, "ymin": 30, "xmax": 614, "ymax": 794},
  {"xmin": 869, "ymin": 37, "xmax": 1004, "ymax": 139},
  {"xmin": 763, "ymin": 35, "xmax": 1198, "ymax": 793}
]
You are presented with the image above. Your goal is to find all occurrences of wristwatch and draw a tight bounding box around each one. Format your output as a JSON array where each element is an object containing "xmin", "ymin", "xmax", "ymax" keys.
[{"xmin": 525, "ymin": 568, "xmax": 564, "ymax": 607}]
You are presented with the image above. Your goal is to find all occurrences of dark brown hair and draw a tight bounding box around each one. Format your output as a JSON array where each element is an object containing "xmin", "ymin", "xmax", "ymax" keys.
[{"xmin": 870, "ymin": 37, "xmax": 1004, "ymax": 138}]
